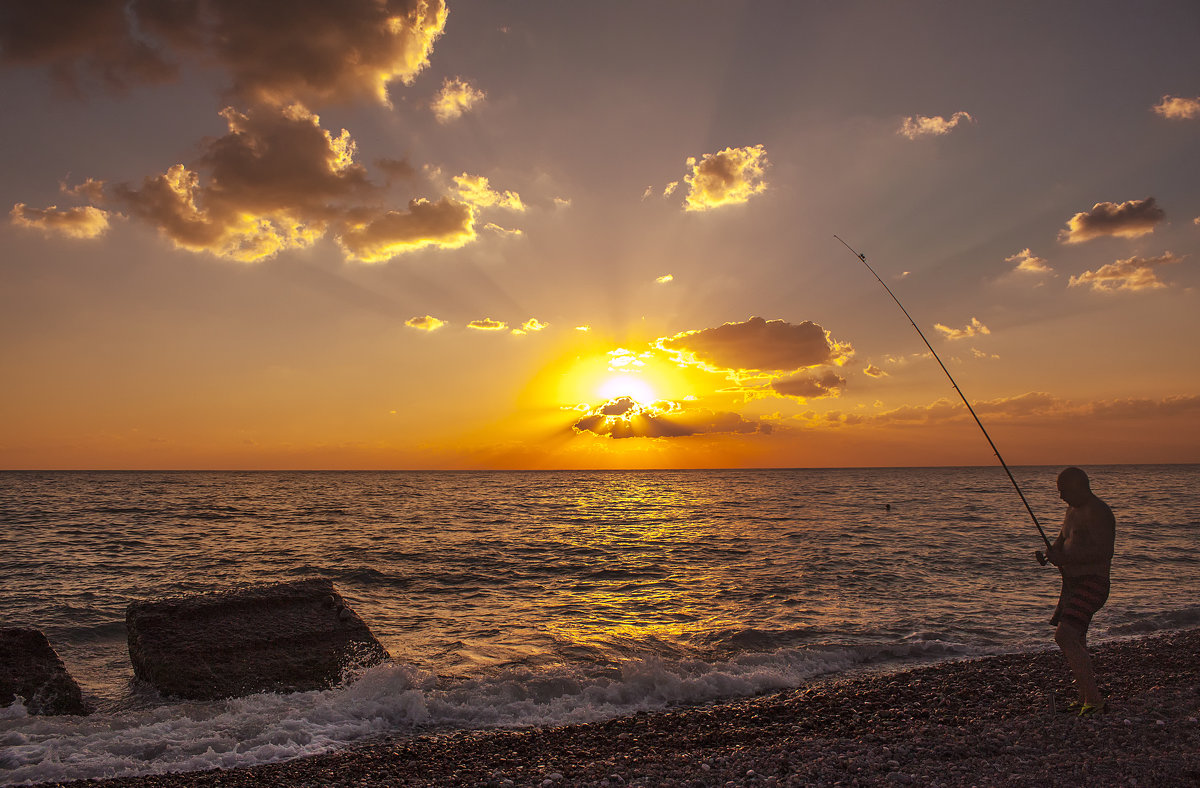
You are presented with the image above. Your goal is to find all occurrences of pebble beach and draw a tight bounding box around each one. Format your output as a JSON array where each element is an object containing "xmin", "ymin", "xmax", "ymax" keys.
[{"xmin": 30, "ymin": 628, "xmax": 1200, "ymax": 788}]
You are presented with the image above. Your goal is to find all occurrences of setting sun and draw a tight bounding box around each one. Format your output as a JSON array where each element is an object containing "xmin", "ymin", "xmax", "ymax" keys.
[{"xmin": 599, "ymin": 374, "xmax": 657, "ymax": 405}]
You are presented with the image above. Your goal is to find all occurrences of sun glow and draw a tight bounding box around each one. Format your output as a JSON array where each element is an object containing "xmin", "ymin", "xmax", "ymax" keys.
[{"xmin": 599, "ymin": 374, "xmax": 657, "ymax": 404}]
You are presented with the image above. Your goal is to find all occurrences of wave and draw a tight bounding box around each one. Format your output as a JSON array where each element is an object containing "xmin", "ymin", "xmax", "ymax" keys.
[{"xmin": 0, "ymin": 638, "xmax": 978, "ymax": 786}]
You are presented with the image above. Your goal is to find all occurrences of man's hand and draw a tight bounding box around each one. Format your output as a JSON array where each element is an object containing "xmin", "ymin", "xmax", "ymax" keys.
[
  {"xmin": 1045, "ymin": 543, "xmax": 1065, "ymax": 566},
  {"xmin": 1035, "ymin": 551, "xmax": 1049, "ymax": 566}
]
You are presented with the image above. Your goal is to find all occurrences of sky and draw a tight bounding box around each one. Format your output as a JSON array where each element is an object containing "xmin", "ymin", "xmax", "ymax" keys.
[{"xmin": 2, "ymin": 0, "xmax": 1198, "ymax": 470}]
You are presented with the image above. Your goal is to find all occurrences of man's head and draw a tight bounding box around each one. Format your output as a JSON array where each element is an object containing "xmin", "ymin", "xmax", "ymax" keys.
[{"xmin": 1057, "ymin": 466, "xmax": 1092, "ymax": 507}]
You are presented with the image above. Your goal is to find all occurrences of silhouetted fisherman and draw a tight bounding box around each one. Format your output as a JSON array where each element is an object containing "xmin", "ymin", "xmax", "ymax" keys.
[{"xmin": 1038, "ymin": 467, "xmax": 1116, "ymax": 716}]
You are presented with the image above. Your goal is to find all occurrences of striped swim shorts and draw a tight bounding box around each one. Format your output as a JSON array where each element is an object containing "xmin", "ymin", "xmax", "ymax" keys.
[{"xmin": 1050, "ymin": 575, "xmax": 1110, "ymax": 633}]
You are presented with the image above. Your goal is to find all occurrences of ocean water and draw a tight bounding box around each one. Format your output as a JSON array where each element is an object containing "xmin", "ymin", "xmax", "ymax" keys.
[{"xmin": 1, "ymin": 466, "xmax": 1197, "ymax": 785}]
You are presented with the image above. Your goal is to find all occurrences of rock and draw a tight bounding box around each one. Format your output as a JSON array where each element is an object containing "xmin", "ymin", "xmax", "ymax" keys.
[
  {"xmin": 0, "ymin": 627, "xmax": 90, "ymax": 715},
  {"xmin": 126, "ymin": 578, "xmax": 390, "ymax": 700}
]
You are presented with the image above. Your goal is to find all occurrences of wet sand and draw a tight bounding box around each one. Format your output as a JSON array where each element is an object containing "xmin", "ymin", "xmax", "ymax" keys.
[{"xmin": 35, "ymin": 628, "xmax": 1200, "ymax": 787}]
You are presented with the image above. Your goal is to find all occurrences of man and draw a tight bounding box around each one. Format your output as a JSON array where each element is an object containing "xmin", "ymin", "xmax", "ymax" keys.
[{"xmin": 1038, "ymin": 467, "xmax": 1116, "ymax": 715}]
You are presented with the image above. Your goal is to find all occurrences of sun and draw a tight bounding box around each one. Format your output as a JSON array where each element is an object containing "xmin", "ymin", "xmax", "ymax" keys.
[{"xmin": 598, "ymin": 374, "xmax": 657, "ymax": 405}]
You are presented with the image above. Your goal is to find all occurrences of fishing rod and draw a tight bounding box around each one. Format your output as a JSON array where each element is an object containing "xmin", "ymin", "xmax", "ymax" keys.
[{"xmin": 834, "ymin": 235, "xmax": 1053, "ymax": 550}]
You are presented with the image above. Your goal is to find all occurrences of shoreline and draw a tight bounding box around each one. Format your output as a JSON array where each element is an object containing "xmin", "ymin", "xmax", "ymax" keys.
[{"xmin": 27, "ymin": 628, "xmax": 1200, "ymax": 788}]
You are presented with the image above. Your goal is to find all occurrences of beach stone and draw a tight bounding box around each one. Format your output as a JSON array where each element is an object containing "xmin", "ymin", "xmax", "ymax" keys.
[
  {"xmin": 0, "ymin": 627, "xmax": 90, "ymax": 715},
  {"xmin": 126, "ymin": 578, "xmax": 390, "ymax": 700}
]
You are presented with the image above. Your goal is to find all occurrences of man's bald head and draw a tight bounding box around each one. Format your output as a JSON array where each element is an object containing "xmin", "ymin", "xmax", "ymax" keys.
[{"xmin": 1057, "ymin": 466, "xmax": 1092, "ymax": 506}]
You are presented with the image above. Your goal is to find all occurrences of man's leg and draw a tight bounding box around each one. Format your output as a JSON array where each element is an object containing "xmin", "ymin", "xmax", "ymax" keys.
[{"xmin": 1055, "ymin": 622, "xmax": 1102, "ymax": 706}]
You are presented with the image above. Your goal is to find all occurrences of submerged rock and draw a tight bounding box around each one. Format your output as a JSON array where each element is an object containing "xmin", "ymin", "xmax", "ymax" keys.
[
  {"xmin": 0, "ymin": 627, "xmax": 90, "ymax": 715},
  {"xmin": 126, "ymin": 578, "xmax": 390, "ymax": 700}
]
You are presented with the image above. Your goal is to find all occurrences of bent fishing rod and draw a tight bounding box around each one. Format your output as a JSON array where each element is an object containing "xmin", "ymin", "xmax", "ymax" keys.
[{"xmin": 834, "ymin": 235, "xmax": 1052, "ymax": 550}]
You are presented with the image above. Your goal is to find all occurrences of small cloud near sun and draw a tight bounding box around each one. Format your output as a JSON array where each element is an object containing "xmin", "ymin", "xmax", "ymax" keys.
[
  {"xmin": 1153, "ymin": 95, "xmax": 1200, "ymax": 120},
  {"xmin": 863, "ymin": 364, "xmax": 888, "ymax": 378},
  {"xmin": 405, "ymin": 315, "xmax": 446, "ymax": 332},
  {"xmin": 511, "ymin": 318, "xmax": 549, "ymax": 336},
  {"xmin": 431, "ymin": 77, "xmax": 485, "ymax": 123},
  {"xmin": 682, "ymin": 145, "xmax": 769, "ymax": 212},
  {"xmin": 934, "ymin": 317, "xmax": 990, "ymax": 341},
  {"xmin": 468, "ymin": 317, "xmax": 507, "ymax": 331},
  {"xmin": 575, "ymin": 325, "xmax": 590, "ymax": 332},
  {"xmin": 571, "ymin": 397, "xmax": 771, "ymax": 439},
  {"xmin": 899, "ymin": 111, "xmax": 973, "ymax": 139},
  {"xmin": 1068, "ymin": 253, "xmax": 1183, "ymax": 292},
  {"xmin": 656, "ymin": 274, "xmax": 673, "ymax": 284},
  {"xmin": 1058, "ymin": 198, "xmax": 1164, "ymax": 244}
]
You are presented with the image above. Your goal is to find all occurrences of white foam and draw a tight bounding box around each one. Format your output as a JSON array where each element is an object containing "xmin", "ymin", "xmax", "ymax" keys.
[{"xmin": 0, "ymin": 641, "xmax": 973, "ymax": 786}]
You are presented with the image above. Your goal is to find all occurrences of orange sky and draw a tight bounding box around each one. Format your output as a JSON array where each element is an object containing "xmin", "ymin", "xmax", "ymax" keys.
[{"xmin": 2, "ymin": 1, "xmax": 1198, "ymax": 469}]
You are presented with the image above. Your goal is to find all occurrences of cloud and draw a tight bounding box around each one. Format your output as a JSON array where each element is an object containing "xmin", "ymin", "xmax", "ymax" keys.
[
  {"xmin": 657, "ymin": 316, "xmax": 850, "ymax": 375},
  {"xmin": 571, "ymin": 397, "xmax": 770, "ymax": 439},
  {"xmin": 10, "ymin": 203, "xmax": 111, "ymax": 239},
  {"xmin": 1068, "ymin": 252, "xmax": 1183, "ymax": 292},
  {"xmin": 377, "ymin": 157, "xmax": 416, "ymax": 181},
  {"xmin": 1005, "ymin": 248, "xmax": 1052, "ymax": 274},
  {"xmin": 511, "ymin": 318, "xmax": 549, "ymax": 336},
  {"xmin": 35, "ymin": 104, "xmax": 523, "ymax": 263},
  {"xmin": 338, "ymin": 198, "xmax": 475, "ymax": 262},
  {"xmin": 467, "ymin": 318, "xmax": 507, "ymax": 331},
  {"xmin": 898, "ymin": 111, "xmax": 973, "ymax": 139},
  {"xmin": 933, "ymin": 317, "xmax": 990, "ymax": 341},
  {"xmin": 575, "ymin": 325, "xmax": 591, "ymax": 332},
  {"xmin": 431, "ymin": 76, "xmax": 485, "ymax": 122},
  {"xmin": 452, "ymin": 173, "xmax": 525, "ymax": 211},
  {"xmin": 863, "ymin": 364, "xmax": 888, "ymax": 378},
  {"xmin": 112, "ymin": 104, "xmax": 370, "ymax": 261},
  {"xmin": 770, "ymin": 370, "xmax": 846, "ymax": 400},
  {"xmin": 656, "ymin": 274, "xmax": 673, "ymax": 284},
  {"xmin": 0, "ymin": 0, "xmax": 448, "ymax": 106},
  {"xmin": 1058, "ymin": 197, "xmax": 1165, "ymax": 244},
  {"xmin": 682, "ymin": 145, "xmax": 769, "ymax": 212},
  {"xmin": 1153, "ymin": 95, "xmax": 1200, "ymax": 120},
  {"xmin": 405, "ymin": 315, "xmax": 445, "ymax": 331}
]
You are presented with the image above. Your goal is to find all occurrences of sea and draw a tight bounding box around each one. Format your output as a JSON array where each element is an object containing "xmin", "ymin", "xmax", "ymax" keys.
[{"xmin": 2, "ymin": 466, "xmax": 1197, "ymax": 785}]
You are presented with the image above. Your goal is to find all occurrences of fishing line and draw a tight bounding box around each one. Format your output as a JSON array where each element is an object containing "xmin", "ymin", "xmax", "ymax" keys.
[{"xmin": 834, "ymin": 235, "xmax": 1052, "ymax": 549}]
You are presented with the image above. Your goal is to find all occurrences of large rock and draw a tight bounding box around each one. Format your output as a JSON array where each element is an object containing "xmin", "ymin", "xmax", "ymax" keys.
[
  {"xmin": 126, "ymin": 578, "xmax": 391, "ymax": 700},
  {"xmin": 0, "ymin": 627, "xmax": 90, "ymax": 715}
]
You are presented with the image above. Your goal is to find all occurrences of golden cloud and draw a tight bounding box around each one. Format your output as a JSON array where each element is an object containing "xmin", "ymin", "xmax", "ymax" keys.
[
  {"xmin": 10, "ymin": 203, "xmax": 111, "ymax": 239},
  {"xmin": 1068, "ymin": 253, "xmax": 1183, "ymax": 292},
  {"xmin": 658, "ymin": 316, "xmax": 850, "ymax": 375},
  {"xmin": 1005, "ymin": 248, "xmax": 1052, "ymax": 274},
  {"xmin": 863, "ymin": 364, "xmax": 888, "ymax": 378},
  {"xmin": 339, "ymin": 198, "xmax": 476, "ymax": 262},
  {"xmin": 770, "ymin": 370, "xmax": 846, "ymax": 400},
  {"xmin": 1153, "ymin": 95, "xmax": 1200, "ymax": 120},
  {"xmin": 0, "ymin": 0, "xmax": 448, "ymax": 106},
  {"xmin": 35, "ymin": 104, "xmax": 522, "ymax": 263},
  {"xmin": 1058, "ymin": 197, "xmax": 1164, "ymax": 244},
  {"xmin": 656, "ymin": 274, "xmax": 674, "ymax": 284},
  {"xmin": 682, "ymin": 145, "xmax": 769, "ymax": 212},
  {"xmin": 113, "ymin": 104, "xmax": 370, "ymax": 261},
  {"xmin": 452, "ymin": 173, "xmax": 525, "ymax": 211},
  {"xmin": 898, "ymin": 111, "xmax": 973, "ymax": 139},
  {"xmin": 432, "ymin": 77, "xmax": 485, "ymax": 122},
  {"xmin": 571, "ymin": 396, "xmax": 771, "ymax": 439},
  {"xmin": 467, "ymin": 318, "xmax": 507, "ymax": 331},
  {"xmin": 933, "ymin": 317, "xmax": 990, "ymax": 341},
  {"xmin": 405, "ymin": 315, "xmax": 446, "ymax": 331}
]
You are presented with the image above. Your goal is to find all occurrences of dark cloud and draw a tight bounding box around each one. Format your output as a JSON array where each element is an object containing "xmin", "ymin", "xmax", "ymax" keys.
[
  {"xmin": 1058, "ymin": 198, "xmax": 1165, "ymax": 244},
  {"xmin": 0, "ymin": 0, "xmax": 448, "ymax": 105},
  {"xmin": 770, "ymin": 370, "xmax": 846, "ymax": 400},
  {"xmin": 112, "ymin": 104, "xmax": 372, "ymax": 260},
  {"xmin": 657, "ymin": 316, "xmax": 850, "ymax": 374},
  {"xmin": 0, "ymin": 0, "xmax": 177, "ymax": 92},
  {"xmin": 571, "ymin": 397, "xmax": 771, "ymax": 439}
]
